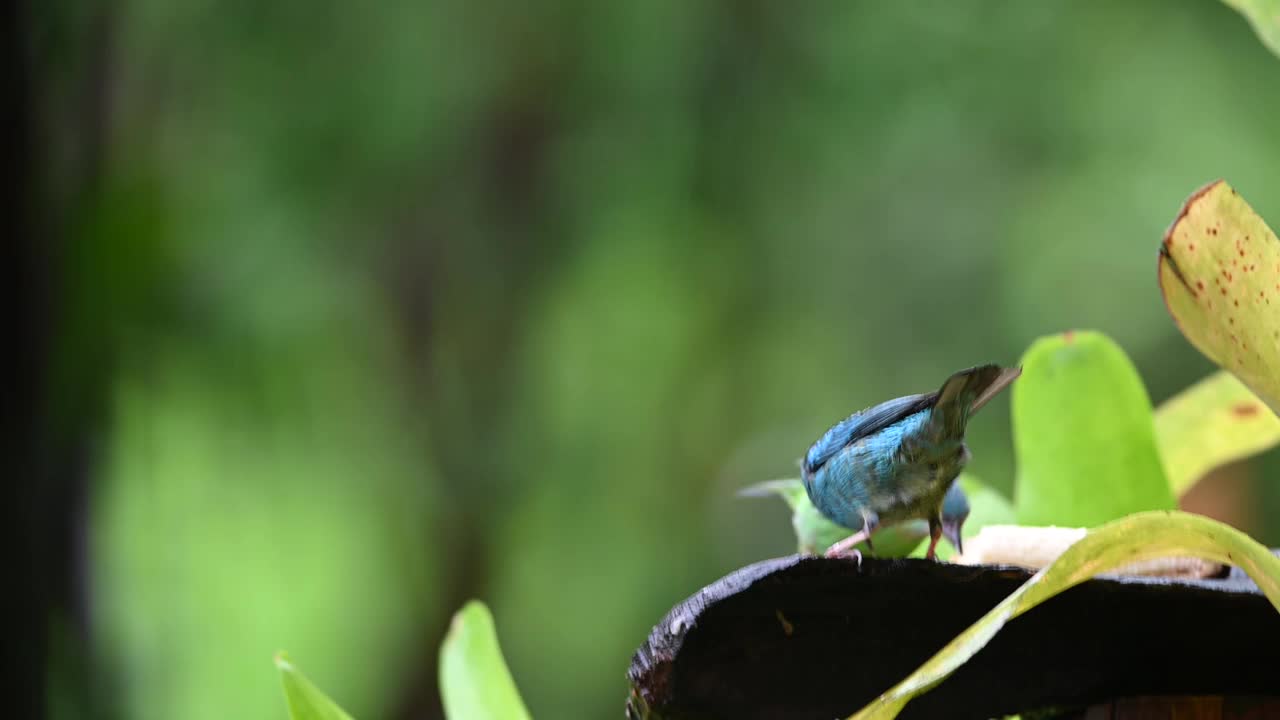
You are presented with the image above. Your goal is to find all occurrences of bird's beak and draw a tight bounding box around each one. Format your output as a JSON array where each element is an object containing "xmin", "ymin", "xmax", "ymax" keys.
[{"xmin": 942, "ymin": 523, "xmax": 964, "ymax": 555}]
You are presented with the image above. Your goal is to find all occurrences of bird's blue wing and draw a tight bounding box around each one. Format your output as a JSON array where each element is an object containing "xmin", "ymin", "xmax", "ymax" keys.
[{"xmin": 802, "ymin": 393, "xmax": 936, "ymax": 474}]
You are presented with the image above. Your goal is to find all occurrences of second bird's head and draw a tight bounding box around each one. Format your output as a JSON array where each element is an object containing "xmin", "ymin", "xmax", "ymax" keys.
[{"xmin": 940, "ymin": 481, "xmax": 971, "ymax": 555}]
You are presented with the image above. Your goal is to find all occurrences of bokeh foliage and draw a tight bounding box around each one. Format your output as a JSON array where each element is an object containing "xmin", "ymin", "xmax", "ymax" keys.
[{"xmin": 29, "ymin": 1, "xmax": 1280, "ymax": 719}]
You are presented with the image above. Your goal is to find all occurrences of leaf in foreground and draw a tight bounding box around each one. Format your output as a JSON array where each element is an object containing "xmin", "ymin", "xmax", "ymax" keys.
[
  {"xmin": 847, "ymin": 511, "xmax": 1280, "ymax": 720},
  {"xmin": 275, "ymin": 654, "xmax": 356, "ymax": 720},
  {"xmin": 1154, "ymin": 370, "xmax": 1280, "ymax": 497},
  {"xmin": 1158, "ymin": 180, "xmax": 1280, "ymax": 414},
  {"xmin": 439, "ymin": 600, "xmax": 532, "ymax": 720},
  {"xmin": 1221, "ymin": 0, "xmax": 1280, "ymax": 59},
  {"xmin": 1012, "ymin": 331, "xmax": 1174, "ymax": 526}
]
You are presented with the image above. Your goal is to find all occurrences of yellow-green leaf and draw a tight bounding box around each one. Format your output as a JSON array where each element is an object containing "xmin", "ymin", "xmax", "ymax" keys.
[
  {"xmin": 275, "ymin": 654, "xmax": 356, "ymax": 720},
  {"xmin": 439, "ymin": 601, "xmax": 533, "ymax": 720},
  {"xmin": 1013, "ymin": 331, "xmax": 1174, "ymax": 526},
  {"xmin": 848, "ymin": 511, "xmax": 1280, "ymax": 720},
  {"xmin": 1158, "ymin": 180, "xmax": 1280, "ymax": 414},
  {"xmin": 1221, "ymin": 0, "xmax": 1280, "ymax": 59},
  {"xmin": 1155, "ymin": 370, "xmax": 1280, "ymax": 496}
]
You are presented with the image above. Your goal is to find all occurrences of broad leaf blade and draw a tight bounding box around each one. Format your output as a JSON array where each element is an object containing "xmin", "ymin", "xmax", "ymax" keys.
[
  {"xmin": 1221, "ymin": 0, "xmax": 1280, "ymax": 59},
  {"xmin": 1155, "ymin": 370, "xmax": 1280, "ymax": 497},
  {"xmin": 1013, "ymin": 331, "xmax": 1174, "ymax": 526},
  {"xmin": 1158, "ymin": 181, "xmax": 1280, "ymax": 414},
  {"xmin": 849, "ymin": 511, "xmax": 1280, "ymax": 719},
  {"xmin": 439, "ymin": 601, "xmax": 532, "ymax": 720},
  {"xmin": 275, "ymin": 654, "xmax": 356, "ymax": 720}
]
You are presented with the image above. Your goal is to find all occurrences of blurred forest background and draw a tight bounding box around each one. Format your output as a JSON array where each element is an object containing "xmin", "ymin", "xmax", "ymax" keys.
[{"xmin": 12, "ymin": 1, "xmax": 1280, "ymax": 719}]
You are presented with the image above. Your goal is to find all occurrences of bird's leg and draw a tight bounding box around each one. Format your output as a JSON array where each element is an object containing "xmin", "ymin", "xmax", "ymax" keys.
[
  {"xmin": 862, "ymin": 511, "xmax": 878, "ymax": 553},
  {"xmin": 925, "ymin": 515, "xmax": 943, "ymax": 560}
]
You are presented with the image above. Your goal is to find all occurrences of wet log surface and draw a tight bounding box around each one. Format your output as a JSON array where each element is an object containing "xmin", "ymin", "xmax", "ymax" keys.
[{"xmin": 626, "ymin": 554, "xmax": 1280, "ymax": 720}]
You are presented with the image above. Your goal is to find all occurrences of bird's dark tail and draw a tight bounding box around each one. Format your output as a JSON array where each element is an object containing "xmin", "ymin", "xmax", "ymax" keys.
[{"xmin": 930, "ymin": 364, "xmax": 1021, "ymax": 438}]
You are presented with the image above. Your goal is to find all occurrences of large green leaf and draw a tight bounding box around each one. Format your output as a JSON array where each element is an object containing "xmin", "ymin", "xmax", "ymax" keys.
[
  {"xmin": 439, "ymin": 601, "xmax": 532, "ymax": 720},
  {"xmin": 1012, "ymin": 331, "xmax": 1174, "ymax": 526},
  {"xmin": 739, "ymin": 479, "xmax": 926, "ymax": 557},
  {"xmin": 1155, "ymin": 370, "xmax": 1280, "ymax": 496},
  {"xmin": 848, "ymin": 511, "xmax": 1280, "ymax": 720},
  {"xmin": 275, "ymin": 654, "xmax": 356, "ymax": 720},
  {"xmin": 1221, "ymin": 0, "xmax": 1280, "ymax": 59},
  {"xmin": 1158, "ymin": 181, "xmax": 1280, "ymax": 414}
]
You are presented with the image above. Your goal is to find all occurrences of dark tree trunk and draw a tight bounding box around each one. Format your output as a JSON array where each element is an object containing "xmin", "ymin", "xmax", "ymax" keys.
[
  {"xmin": 6, "ymin": 1, "xmax": 51, "ymax": 716},
  {"xmin": 628, "ymin": 555, "xmax": 1280, "ymax": 720}
]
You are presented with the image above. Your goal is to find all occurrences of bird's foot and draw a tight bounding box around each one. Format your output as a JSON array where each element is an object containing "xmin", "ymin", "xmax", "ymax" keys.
[{"xmin": 824, "ymin": 531, "xmax": 870, "ymax": 567}]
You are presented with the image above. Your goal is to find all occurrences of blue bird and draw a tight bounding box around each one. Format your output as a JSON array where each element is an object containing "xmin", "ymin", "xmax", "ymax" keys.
[{"xmin": 801, "ymin": 364, "xmax": 1019, "ymax": 560}]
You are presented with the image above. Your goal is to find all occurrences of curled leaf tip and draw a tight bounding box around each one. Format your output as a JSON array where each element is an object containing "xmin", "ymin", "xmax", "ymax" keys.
[
  {"xmin": 1165, "ymin": 180, "xmax": 1224, "ymax": 239},
  {"xmin": 1158, "ymin": 243, "xmax": 1195, "ymax": 297}
]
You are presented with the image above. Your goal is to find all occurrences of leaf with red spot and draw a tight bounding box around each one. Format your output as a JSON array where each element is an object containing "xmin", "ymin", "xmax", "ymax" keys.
[
  {"xmin": 1159, "ymin": 180, "xmax": 1280, "ymax": 415},
  {"xmin": 1154, "ymin": 370, "xmax": 1280, "ymax": 497}
]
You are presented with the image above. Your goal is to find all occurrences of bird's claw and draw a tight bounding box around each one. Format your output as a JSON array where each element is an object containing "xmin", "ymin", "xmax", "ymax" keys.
[
  {"xmin": 823, "ymin": 535, "xmax": 866, "ymax": 568},
  {"xmin": 824, "ymin": 546, "xmax": 863, "ymax": 568}
]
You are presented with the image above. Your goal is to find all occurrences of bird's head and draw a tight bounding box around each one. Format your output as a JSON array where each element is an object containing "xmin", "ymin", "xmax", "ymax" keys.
[{"xmin": 940, "ymin": 481, "xmax": 971, "ymax": 555}]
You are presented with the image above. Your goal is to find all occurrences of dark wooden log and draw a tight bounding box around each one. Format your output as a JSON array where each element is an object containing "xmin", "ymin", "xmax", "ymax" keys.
[
  {"xmin": 1074, "ymin": 695, "xmax": 1280, "ymax": 719},
  {"xmin": 626, "ymin": 554, "xmax": 1280, "ymax": 720}
]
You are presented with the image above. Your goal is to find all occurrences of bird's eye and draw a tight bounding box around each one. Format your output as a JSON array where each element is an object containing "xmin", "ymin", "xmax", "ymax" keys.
[{"xmin": 928, "ymin": 462, "xmax": 939, "ymax": 472}]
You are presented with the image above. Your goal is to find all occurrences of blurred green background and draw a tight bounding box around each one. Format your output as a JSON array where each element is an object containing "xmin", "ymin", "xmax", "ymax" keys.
[{"xmin": 23, "ymin": 1, "xmax": 1280, "ymax": 719}]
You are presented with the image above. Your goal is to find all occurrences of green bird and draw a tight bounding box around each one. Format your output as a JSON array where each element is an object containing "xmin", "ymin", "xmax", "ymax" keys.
[{"xmin": 740, "ymin": 478, "xmax": 971, "ymax": 558}]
